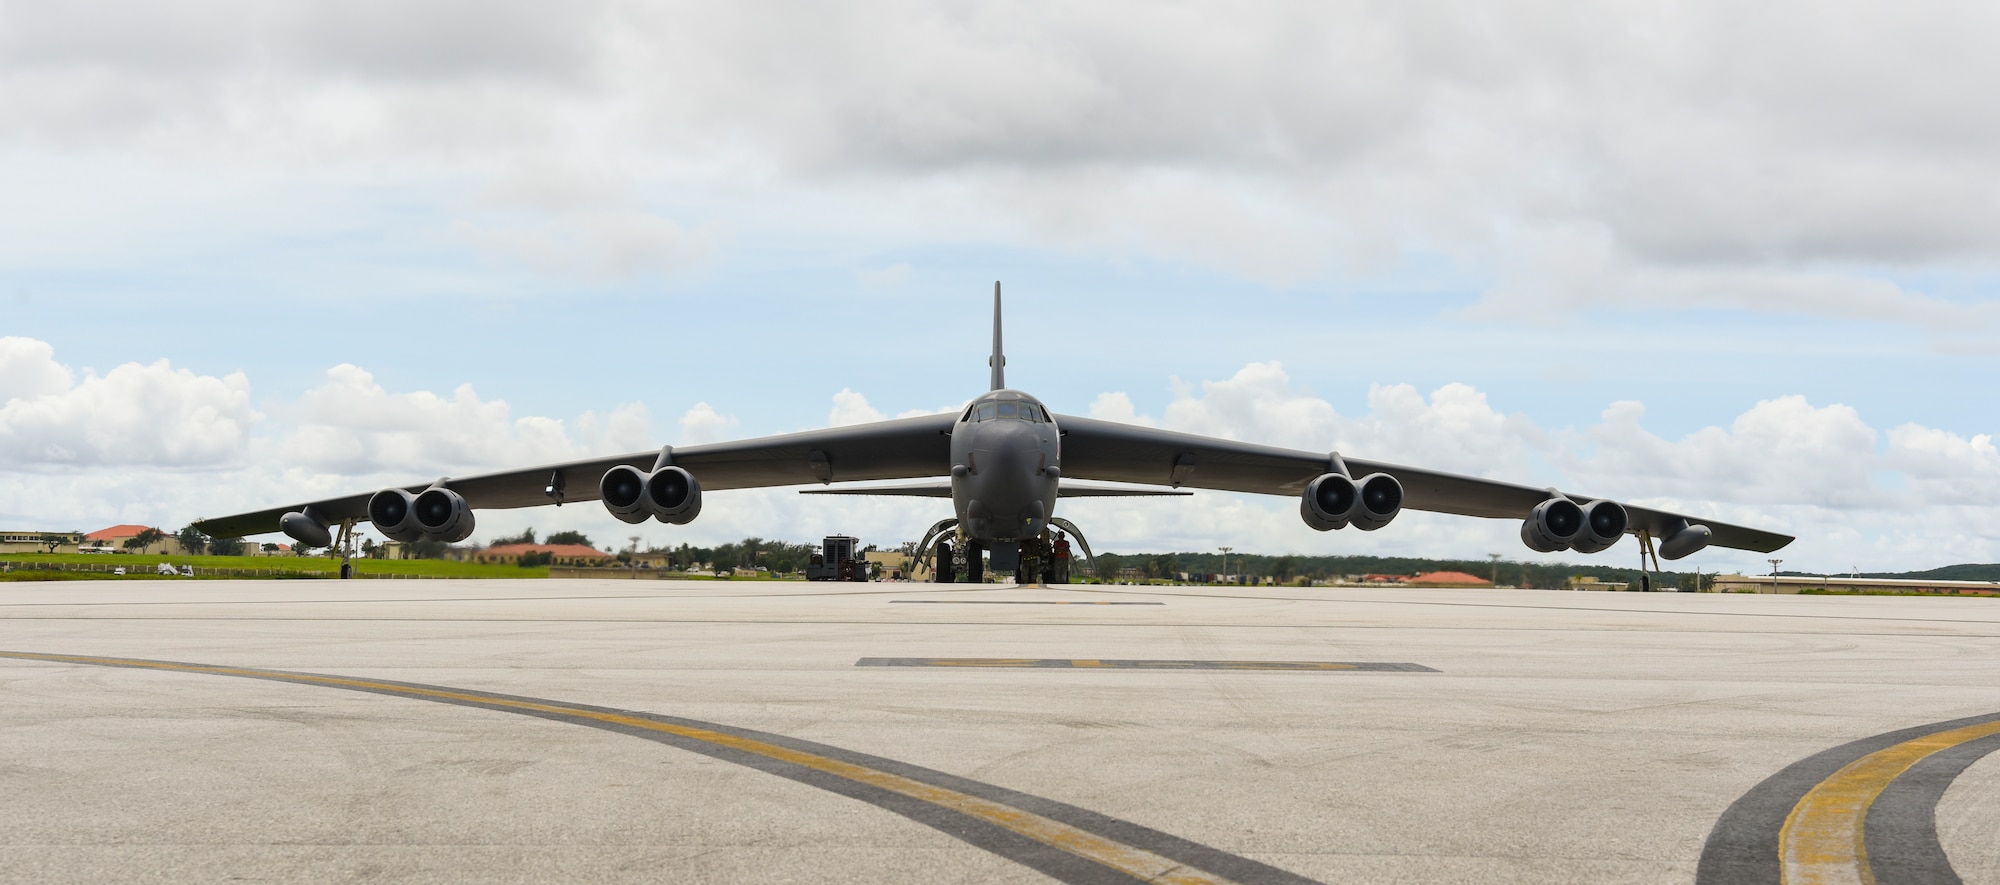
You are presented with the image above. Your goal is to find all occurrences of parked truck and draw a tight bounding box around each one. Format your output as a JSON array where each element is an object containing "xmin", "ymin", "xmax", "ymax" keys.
[{"xmin": 805, "ymin": 535, "xmax": 868, "ymax": 582}]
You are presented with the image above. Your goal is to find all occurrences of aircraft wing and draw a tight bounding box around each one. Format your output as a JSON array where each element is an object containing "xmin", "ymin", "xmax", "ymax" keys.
[
  {"xmin": 1052, "ymin": 414, "xmax": 1792, "ymax": 554},
  {"xmin": 798, "ymin": 481, "xmax": 1193, "ymax": 498},
  {"xmin": 193, "ymin": 413, "xmax": 958, "ymax": 538}
]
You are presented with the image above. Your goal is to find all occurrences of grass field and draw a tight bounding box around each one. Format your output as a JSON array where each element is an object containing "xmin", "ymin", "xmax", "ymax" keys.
[{"xmin": 0, "ymin": 553, "xmax": 548, "ymax": 580}]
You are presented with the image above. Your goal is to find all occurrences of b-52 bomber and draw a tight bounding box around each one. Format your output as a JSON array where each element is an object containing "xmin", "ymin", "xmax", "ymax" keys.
[{"xmin": 194, "ymin": 284, "xmax": 1792, "ymax": 582}]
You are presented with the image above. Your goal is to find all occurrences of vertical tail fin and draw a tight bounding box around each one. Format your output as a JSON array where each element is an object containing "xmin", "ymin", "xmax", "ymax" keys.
[{"xmin": 988, "ymin": 281, "xmax": 1006, "ymax": 391}]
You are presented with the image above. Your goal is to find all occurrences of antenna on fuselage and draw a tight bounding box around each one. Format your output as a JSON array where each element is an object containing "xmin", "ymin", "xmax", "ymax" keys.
[{"xmin": 988, "ymin": 280, "xmax": 1006, "ymax": 391}]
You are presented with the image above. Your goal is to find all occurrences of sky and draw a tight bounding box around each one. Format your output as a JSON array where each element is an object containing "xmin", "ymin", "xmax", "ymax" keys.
[{"xmin": 3, "ymin": 1, "xmax": 1998, "ymax": 575}]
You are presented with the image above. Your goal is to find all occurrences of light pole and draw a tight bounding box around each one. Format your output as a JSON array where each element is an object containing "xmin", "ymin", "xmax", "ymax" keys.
[
  {"xmin": 1488, "ymin": 553, "xmax": 1501, "ymax": 587},
  {"xmin": 1218, "ymin": 546, "xmax": 1233, "ymax": 586},
  {"xmin": 1769, "ymin": 559, "xmax": 1783, "ymax": 595}
]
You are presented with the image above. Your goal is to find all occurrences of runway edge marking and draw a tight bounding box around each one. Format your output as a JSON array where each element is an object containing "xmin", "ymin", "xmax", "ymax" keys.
[
  {"xmin": 0, "ymin": 650, "xmax": 1320, "ymax": 885},
  {"xmin": 1697, "ymin": 710, "xmax": 2000, "ymax": 885}
]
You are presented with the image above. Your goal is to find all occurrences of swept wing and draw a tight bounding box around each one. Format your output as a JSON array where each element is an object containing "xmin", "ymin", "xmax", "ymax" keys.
[
  {"xmin": 194, "ymin": 413, "xmax": 956, "ymax": 539},
  {"xmin": 1054, "ymin": 414, "xmax": 1792, "ymax": 554}
]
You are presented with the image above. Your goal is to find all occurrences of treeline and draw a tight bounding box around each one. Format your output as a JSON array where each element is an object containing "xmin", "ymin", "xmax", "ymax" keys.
[
  {"xmin": 1852, "ymin": 563, "xmax": 2000, "ymax": 582},
  {"xmin": 1090, "ymin": 550, "xmax": 1714, "ymax": 590}
]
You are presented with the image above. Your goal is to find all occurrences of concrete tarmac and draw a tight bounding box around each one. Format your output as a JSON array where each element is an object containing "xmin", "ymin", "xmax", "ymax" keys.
[{"xmin": 5, "ymin": 579, "xmax": 2000, "ymax": 884}]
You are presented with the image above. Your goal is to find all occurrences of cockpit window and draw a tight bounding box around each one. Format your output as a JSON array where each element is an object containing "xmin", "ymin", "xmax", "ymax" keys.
[{"xmin": 967, "ymin": 400, "xmax": 1047, "ymax": 422}]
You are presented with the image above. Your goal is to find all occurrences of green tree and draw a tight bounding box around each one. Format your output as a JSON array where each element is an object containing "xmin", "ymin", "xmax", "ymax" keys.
[
  {"xmin": 359, "ymin": 538, "xmax": 378, "ymax": 558},
  {"xmin": 209, "ymin": 536, "xmax": 245, "ymax": 556},
  {"xmin": 1271, "ymin": 555, "xmax": 1298, "ymax": 581},
  {"xmin": 1093, "ymin": 553, "xmax": 1123, "ymax": 582},
  {"xmin": 405, "ymin": 539, "xmax": 448, "ymax": 559},
  {"xmin": 490, "ymin": 528, "xmax": 536, "ymax": 546},
  {"xmin": 545, "ymin": 530, "xmax": 592, "ymax": 546},
  {"xmin": 40, "ymin": 533, "xmax": 66, "ymax": 554},
  {"xmin": 176, "ymin": 526, "xmax": 209, "ymax": 556},
  {"xmin": 123, "ymin": 527, "xmax": 167, "ymax": 553},
  {"xmin": 261, "ymin": 542, "xmax": 280, "ymax": 554}
]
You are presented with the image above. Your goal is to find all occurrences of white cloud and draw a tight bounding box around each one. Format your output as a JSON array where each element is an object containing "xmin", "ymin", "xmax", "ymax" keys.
[
  {"xmin": 678, "ymin": 402, "xmax": 735, "ymax": 445},
  {"xmin": 8, "ymin": 3, "xmax": 1999, "ymax": 319},
  {"xmin": 0, "ymin": 339, "xmax": 256, "ymax": 467},
  {"xmin": 0, "ymin": 337, "xmax": 74, "ymax": 402},
  {"xmin": 1077, "ymin": 362, "xmax": 2000, "ymax": 572},
  {"xmin": 3, "ymin": 339, "xmax": 1999, "ymax": 571},
  {"xmin": 270, "ymin": 364, "xmax": 649, "ymax": 476},
  {"xmin": 827, "ymin": 388, "xmax": 885, "ymax": 426}
]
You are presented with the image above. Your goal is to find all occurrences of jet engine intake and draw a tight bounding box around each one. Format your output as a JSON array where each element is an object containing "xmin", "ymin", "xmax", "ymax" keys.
[
  {"xmin": 1301, "ymin": 473, "xmax": 1359, "ymax": 531},
  {"xmin": 1351, "ymin": 473, "xmax": 1404, "ymax": 532},
  {"xmin": 1521, "ymin": 497, "xmax": 1585, "ymax": 553},
  {"xmin": 412, "ymin": 487, "xmax": 475, "ymax": 543},
  {"xmin": 599, "ymin": 465, "xmax": 652, "ymax": 525},
  {"xmin": 644, "ymin": 466, "xmax": 702, "ymax": 525},
  {"xmin": 1301, "ymin": 472, "xmax": 1404, "ymax": 532},
  {"xmin": 367, "ymin": 488, "xmax": 425, "ymax": 543},
  {"xmin": 1570, "ymin": 499, "xmax": 1629, "ymax": 554},
  {"xmin": 599, "ymin": 464, "xmax": 703, "ymax": 525}
]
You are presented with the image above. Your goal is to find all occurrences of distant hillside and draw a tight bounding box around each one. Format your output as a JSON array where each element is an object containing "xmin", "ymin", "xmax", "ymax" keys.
[{"xmin": 1853, "ymin": 564, "xmax": 2000, "ymax": 582}]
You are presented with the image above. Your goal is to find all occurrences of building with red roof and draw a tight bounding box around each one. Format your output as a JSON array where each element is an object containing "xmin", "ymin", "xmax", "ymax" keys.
[
  {"xmin": 1409, "ymin": 570, "xmax": 1494, "ymax": 587},
  {"xmin": 85, "ymin": 525, "xmax": 177, "ymax": 554}
]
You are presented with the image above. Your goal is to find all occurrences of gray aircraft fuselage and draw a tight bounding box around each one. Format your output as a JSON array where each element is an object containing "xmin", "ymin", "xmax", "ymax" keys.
[{"xmin": 948, "ymin": 388, "xmax": 1061, "ymax": 542}]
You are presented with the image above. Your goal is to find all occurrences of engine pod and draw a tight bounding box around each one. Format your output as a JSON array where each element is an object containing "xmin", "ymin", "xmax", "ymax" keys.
[
  {"xmin": 1350, "ymin": 473, "xmax": 1404, "ymax": 532},
  {"xmin": 1300, "ymin": 473, "xmax": 1360, "ymax": 531},
  {"xmin": 412, "ymin": 487, "xmax": 475, "ymax": 543},
  {"xmin": 367, "ymin": 488, "xmax": 425, "ymax": 543},
  {"xmin": 1521, "ymin": 497, "xmax": 1584, "ymax": 553},
  {"xmin": 1570, "ymin": 499, "xmax": 1628, "ymax": 554},
  {"xmin": 599, "ymin": 465, "xmax": 652, "ymax": 525},
  {"xmin": 644, "ymin": 466, "xmax": 702, "ymax": 525}
]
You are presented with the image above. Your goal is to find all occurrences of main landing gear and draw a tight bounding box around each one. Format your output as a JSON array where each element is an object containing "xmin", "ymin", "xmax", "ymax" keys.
[{"xmin": 915, "ymin": 517, "xmax": 1101, "ymax": 585}]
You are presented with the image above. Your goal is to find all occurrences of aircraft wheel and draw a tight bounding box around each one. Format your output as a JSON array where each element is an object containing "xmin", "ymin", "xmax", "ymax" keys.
[
  {"xmin": 935, "ymin": 541, "xmax": 956, "ymax": 583},
  {"xmin": 966, "ymin": 543, "xmax": 985, "ymax": 583}
]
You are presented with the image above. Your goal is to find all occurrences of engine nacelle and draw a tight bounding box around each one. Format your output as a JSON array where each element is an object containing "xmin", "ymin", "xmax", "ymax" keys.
[
  {"xmin": 367, "ymin": 488, "xmax": 426, "ymax": 543},
  {"xmin": 645, "ymin": 465, "xmax": 702, "ymax": 525},
  {"xmin": 279, "ymin": 510, "xmax": 331, "ymax": 549},
  {"xmin": 1351, "ymin": 472, "xmax": 1404, "ymax": 532},
  {"xmin": 1570, "ymin": 499, "xmax": 1629, "ymax": 554},
  {"xmin": 1521, "ymin": 497, "xmax": 1585, "ymax": 552},
  {"xmin": 1300, "ymin": 472, "xmax": 1403, "ymax": 532},
  {"xmin": 412, "ymin": 487, "xmax": 475, "ymax": 543},
  {"xmin": 1301, "ymin": 473, "xmax": 1359, "ymax": 531},
  {"xmin": 1660, "ymin": 523, "xmax": 1713, "ymax": 560},
  {"xmin": 599, "ymin": 465, "xmax": 652, "ymax": 525},
  {"xmin": 600, "ymin": 464, "xmax": 704, "ymax": 526}
]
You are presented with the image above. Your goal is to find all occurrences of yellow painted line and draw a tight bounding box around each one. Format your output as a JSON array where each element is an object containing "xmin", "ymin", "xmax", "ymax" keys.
[
  {"xmin": 0, "ymin": 651, "xmax": 1240, "ymax": 885},
  {"xmin": 1780, "ymin": 718, "xmax": 2000, "ymax": 885},
  {"xmin": 1072, "ymin": 659, "xmax": 1105, "ymax": 667},
  {"xmin": 925, "ymin": 658, "xmax": 1043, "ymax": 667}
]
